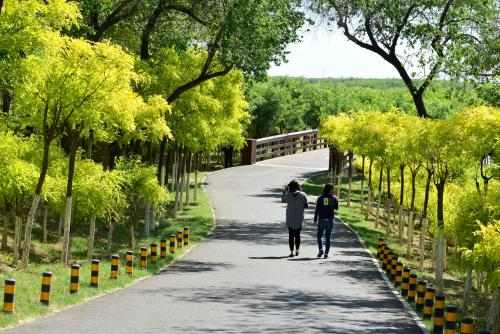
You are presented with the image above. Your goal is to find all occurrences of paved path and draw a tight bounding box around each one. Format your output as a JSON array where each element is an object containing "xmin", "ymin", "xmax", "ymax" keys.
[{"xmin": 5, "ymin": 149, "xmax": 422, "ymax": 334}]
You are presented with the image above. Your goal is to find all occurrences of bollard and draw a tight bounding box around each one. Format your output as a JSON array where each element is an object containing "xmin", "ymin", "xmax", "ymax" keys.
[
  {"xmin": 415, "ymin": 280, "xmax": 427, "ymax": 313},
  {"xmin": 70, "ymin": 264, "xmax": 80, "ymax": 294},
  {"xmin": 40, "ymin": 272, "xmax": 52, "ymax": 305},
  {"xmin": 382, "ymin": 248, "xmax": 390, "ymax": 271},
  {"xmin": 176, "ymin": 230, "xmax": 183, "ymax": 249},
  {"xmin": 90, "ymin": 259, "xmax": 100, "ymax": 288},
  {"xmin": 385, "ymin": 252, "xmax": 393, "ymax": 275},
  {"xmin": 460, "ymin": 318, "xmax": 474, "ymax": 334},
  {"xmin": 433, "ymin": 292, "xmax": 445, "ymax": 334},
  {"xmin": 390, "ymin": 256, "xmax": 398, "ymax": 282},
  {"xmin": 3, "ymin": 279, "xmax": 15, "ymax": 313},
  {"xmin": 444, "ymin": 305, "xmax": 457, "ymax": 334},
  {"xmin": 151, "ymin": 243, "xmax": 158, "ymax": 264},
  {"xmin": 169, "ymin": 235, "xmax": 176, "ymax": 254},
  {"xmin": 401, "ymin": 267, "xmax": 410, "ymax": 297},
  {"xmin": 377, "ymin": 238, "xmax": 385, "ymax": 259},
  {"xmin": 183, "ymin": 227, "xmax": 189, "ymax": 246},
  {"xmin": 395, "ymin": 262, "xmax": 403, "ymax": 287},
  {"xmin": 378, "ymin": 243, "xmax": 385, "ymax": 261},
  {"xmin": 160, "ymin": 239, "xmax": 167, "ymax": 258},
  {"xmin": 110, "ymin": 255, "xmax": 119, "ymax": 279},
  {"xmin": 140, "ymin": 247, "xmax": 148, "ymax": 269},
  {"xmin": 126, "ymin": 251, "xmax": 133, "ymax": 276},
  {"xmin": 407, "ymin": 273, "xmax": 417, "ymax": 303},
  {"xmin": 423, "ymin": 286, "xmax": 435, "ymax": 319}
]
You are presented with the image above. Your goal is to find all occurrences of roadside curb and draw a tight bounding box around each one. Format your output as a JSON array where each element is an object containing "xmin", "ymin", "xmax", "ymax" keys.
[{"xmin": 337, "ymin": 216, "xmax": 430, "ymax": 334}]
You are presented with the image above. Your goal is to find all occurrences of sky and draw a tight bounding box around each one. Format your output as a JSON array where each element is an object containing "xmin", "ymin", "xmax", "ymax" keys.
[{"xmin": 268, "ymin": 24, "xmax": 400, "ymax": 79}]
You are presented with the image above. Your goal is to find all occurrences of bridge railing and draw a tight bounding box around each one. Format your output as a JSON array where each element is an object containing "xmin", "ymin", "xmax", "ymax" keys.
[{"xmin": 241, "ymin": 129, "xmax": 327, "ymax": 165}]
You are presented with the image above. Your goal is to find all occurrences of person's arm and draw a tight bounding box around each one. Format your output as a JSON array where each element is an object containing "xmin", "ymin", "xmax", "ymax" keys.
[
  {"xmin": 303, "ymin": 193, "xmax": 309, "ymax": 209},
  {"xmin": 314, "ymin": 197, "xmax": 320, "ymax": 222},
  {"xmin": 333, "ymin": 196, "xmax": 339, "ymax": 211}
]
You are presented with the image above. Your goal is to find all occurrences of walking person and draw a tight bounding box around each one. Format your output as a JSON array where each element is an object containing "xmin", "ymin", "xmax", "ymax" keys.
[
  {"xmin": 284, "ymin": 180, "xmax": 308, "ymax": 257},
  {"xmin": 314, "ymin": 184, "xmax": 338, "ymax": 258}
]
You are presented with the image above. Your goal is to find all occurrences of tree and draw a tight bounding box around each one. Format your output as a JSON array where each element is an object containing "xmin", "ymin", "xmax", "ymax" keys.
[{"xmin": 312, "ymin": 0, "xmax": 499, "ymax": 118}]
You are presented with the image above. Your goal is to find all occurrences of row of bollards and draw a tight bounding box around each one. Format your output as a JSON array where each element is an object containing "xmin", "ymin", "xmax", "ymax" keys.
[
  {"xmin": 377, "ymin": 238, "xmax": 489, "ymax": 334},
  {"xmin": 2, "ymin": 227, "xmax": 190, "ymax": 313}
]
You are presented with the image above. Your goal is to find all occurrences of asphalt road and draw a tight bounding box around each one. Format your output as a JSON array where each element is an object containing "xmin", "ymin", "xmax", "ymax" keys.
[{"xmin": 5, "ymin": 149, "xmax": 422, "ymax": 334}]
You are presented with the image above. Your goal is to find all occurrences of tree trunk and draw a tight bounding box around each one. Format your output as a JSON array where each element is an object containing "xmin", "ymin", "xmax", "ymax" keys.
[
  {"xmin": 185, "ymin": 152, "xmax": 192, "ymax": 206},
  {"xmin": 87, "ymin": 215, "xmax": 96, "ymax": 259},
  {"xmin": 410, "ymin": 170, "xmax": 417, "ymax": 211},
  {"xmin": 1, "ymin": 89, "xmax": 11, "ymax": 114},
  {"xmin": 13, "ymin": 216, "xmax": 22, "ymax": 264},
  {"xmin": 488, "ymin": 287, "xmax": 500, "ymax": 334},
  {"xmin": 144, "ymin": 204, "xmax": 151, "ymax": 237},
  {"xmin": 399, "ymin": 165, "xmax": 405, "ymax": 207},
  {"xmin": 57, "ymin": 214, "xmax": 63, "ymax": 238},
  {"xmin": 2, "ymin": 214, "xmax": 8, "ymax": 250},
  {"xmin": 157, "ymin": 137, "xmax": 167, "ymax": 184},
  {"xmin": 411, "ymin": 90, "xmax": 429, "ymax": 118},
  {"xmin": 42, "ymin": 205, "xmax": 48, "ymax": 243},
  {"xmin": 375, "ymin": 167, "xmax": 383, "ymax": 229},
  {"xmin": 194, "ymin": 153, "xmax": 199, "ymax": 203},
  {"xmin": 435, "ymin": 179, "xmax": 446, "ymax": 289},
  {"xmin": 180, "ymin": 150, "xmax": 187, "ymax": 211},
  {"xmin": 422, "ymin": 168, "xmax": 433, "ymax": 218},
  {"xmin": 62, "ymin": 142, "xmax": 78, "ymax": 265},
  {"xmin": 419, "ymin": 217, "xmax": 427, "ymax": 271},
  {"xmin": 463, "ymin": 268, "xmax": 473, "ymax": 314},
  {"xmin": 365, "ymin": 159, "xmax": 373, "ymax": 219},
  {"xmin": 129, "ymin": 223, "xmax": 136, "ymax": 249},
  {"xmin": 21, "ymin": 132, "xmax": 52, "ymax": 267},
  {"xmin": 407, "ymin": 210, "xmax": 414, "ymax": 259},
  {"xmin": 360, "ymin": 155, "xmax": 365, "ymax": 210},
  {"xmin": 386, "ymin": 167, "xmax": 391, "ymax": 199},
  {"xmin": 347, "ymin": 151, "xmax": 353, "ymax": 207},
  {"xmin": 107, "ymin": 220, "xmax": 114, "ymax": 252},
  {"xmin": 171, "ymin": 148, "xmax": 178, "ymax": 192}
]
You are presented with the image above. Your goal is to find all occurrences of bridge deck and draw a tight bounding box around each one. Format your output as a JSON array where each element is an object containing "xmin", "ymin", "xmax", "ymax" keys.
[{"xmin": 6, "ymin": 149, "xmax": 422, "ymax": 334}]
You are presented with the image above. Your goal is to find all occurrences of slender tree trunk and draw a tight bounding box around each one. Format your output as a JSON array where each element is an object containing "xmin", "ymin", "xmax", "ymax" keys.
[
  {"xmin": 107, "ymin": 220, "xmax": 114, "ymax": 252},
  {"xmin": 463, "ymin": 268, "xmax": 473, "ymax": 314},
  {"xmin": 173, "ymin": 149, "xmax": 184, "ymax": 217},
  {"xmin": 157, "ymin": 137, "xmax": 167, "ymax": 184},
  {"xmin": 21, "ymin": 132, "xmax": 52, "ymax": 267},
  {"xmin": 360, "ymin": 155, "xmax": 365, "ymax": 210},
  {"xmin": 435, "ymin": 179, "xmax": 446, "ymax": 289},
  {"xmin": 13, "ymin": 215, "xmax": 21, "ymax": 264},
  {"xmin": 386, "ymin": 167, "xmax": 391, "ymax": 199},
  {"xmin": 194, "ymin": 153, "xmax": 199, "ymax": 203},
  {"xmin": 62, "ymin": 140, "xmax": 78, "ymax": 265},
  {"xmin": 129, "ymin": 223, "xmax": 136, "ymax": 249},
  {"xmin": 419, "ymin": 217, "xmax": 427, "ymax": 271},
  {"xmin": 347, "ymin": 151, "xmax": 353, "ymax": 207},
  {"xmin": 144, "ymin": 204, "xmax": 150, "ymax": 237},
  {"xmin": 57, "ymin": 214, "xmax": 63, "ymax": 238},
  {"xmin": 87, "ymin": 215, "xmax": 96, "ymax": 259},
  {"xmin": 376, "ymin": 166, "xmax": 383, "ymax": 229},
  {"xmin": 42, "ymin": 205, "xmax": 48, "ymax": 243},
  {"xmin": 1, "ymin": 89, "xmax": 11, "ymax": 114},
  {"xmin": 185, "ymin": 152, "xmax": 192, "ymax": 206},
  {"xmin": 2, "ymin": 214, "xmax": 8, "ymax": 250},
  {"xmin": 366, "ymin": 159, "xmax": 373, "ymax": 219},
  {"xmin": 407, "ymin": 210, "xmax": 414, "ymax": 259},
  {"xmin": 180, "ymin": 150, "xmax": 187, "ymax": 211},
  {"xmin": 422, "ymin": 168, "xmax": 433, "ymax": 219},
  {"xmin": 171, "ymin": 148, "xmax": 178, "ymax": 192}
]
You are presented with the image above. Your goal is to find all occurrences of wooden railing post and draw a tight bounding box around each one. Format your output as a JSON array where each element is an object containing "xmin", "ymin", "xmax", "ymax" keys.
[{"xmin": 241, "ymin": 139, "xmax": 257, "ymax": 165}]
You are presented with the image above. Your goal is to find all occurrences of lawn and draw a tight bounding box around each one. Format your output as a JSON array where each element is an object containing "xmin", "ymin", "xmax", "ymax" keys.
[{"xmin": 0, "ymin": 181, "xmax": 214, "ymax": 329}]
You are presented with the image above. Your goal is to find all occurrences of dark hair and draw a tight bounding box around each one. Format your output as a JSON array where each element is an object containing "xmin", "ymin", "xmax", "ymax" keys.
[
  {"xmin": 323, "ymin": 183, "xmax": 333, "ymax": 195},
  {"xmin": 288, "ymin": 180, "xmax": 300, "ymax": 192}
]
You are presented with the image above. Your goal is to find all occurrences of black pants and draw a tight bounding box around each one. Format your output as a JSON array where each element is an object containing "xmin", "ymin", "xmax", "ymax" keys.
[{"xmin": 288, "ymin": 227, "xmax": 301, "ymax": 251}]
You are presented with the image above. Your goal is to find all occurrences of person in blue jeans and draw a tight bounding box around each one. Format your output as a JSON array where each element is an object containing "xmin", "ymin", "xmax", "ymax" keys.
[{"xmin": 314, "ymin": 184, "xmax": 338, "ymax": 258}]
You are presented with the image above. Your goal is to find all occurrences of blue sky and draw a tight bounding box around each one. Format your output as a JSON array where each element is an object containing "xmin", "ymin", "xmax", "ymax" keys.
[{"xmin": 268, "ymin": 24, "xmax": 400, "ymax": 79}]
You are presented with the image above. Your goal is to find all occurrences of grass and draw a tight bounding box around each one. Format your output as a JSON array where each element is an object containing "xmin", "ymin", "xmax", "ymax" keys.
[
  {"xmin": 304, "ymin": 171, "xmax": 489, "ymax": 331},
  {"xmin": 0, "ymin": 180, "xmax": 214, "ymax": 329}
]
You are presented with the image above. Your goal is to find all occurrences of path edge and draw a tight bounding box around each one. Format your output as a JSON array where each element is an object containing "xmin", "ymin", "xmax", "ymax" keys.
[{"xmin": 337, "ymin": 216, "xmax": 430, "ymax": 334}]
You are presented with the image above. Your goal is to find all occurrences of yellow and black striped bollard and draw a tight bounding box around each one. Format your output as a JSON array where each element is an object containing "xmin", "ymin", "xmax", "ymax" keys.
[
  {"xmin": 151, "ymin": 243, "xmax": 158, "ymax": 265},
  {"xmin": 390, "ymin": 256, "xmax": 398, "ymax": 282},
  {"xmin": 407, "ymin": 273, "xmax": 417, "ymax": 303},
  {"xmin": 385, "ymin": 252, "xmax": 392, "ymax": 275},
  {"xmin": 444, "ymin": 305, "xmax": 457, "ymax": 334},
  {"xmin": 183, "ymin": 227, "xmax": 189, "ymax": 246},
  {"xmin": 460, "ymin": 318, "xmax": 474, "ymax": 334},
  {"xmin": 377, "ymin": 238, "xmax": 384, "ymax": 259},
  {"xmin": 3, "ymin": 279, "xmax": 15, "ymax": 313},
  {"xmin": 382, "ymin": 248, "xmax": 389, "ymax": 271},
  {"xmin": 176, "ymin": 230, "xmax": 183, "ymax": 249},
  {"xmin": 126, "ymin": 251, "xmax": 133, "ymax": 276},
  {"xmin": 140, "ymin": 247, "xmax": 148, "ymax": 269},
  {"xmin": 111, "ymin": 255, "xmax": 119, "ymax": 279},
  {"xmin": 378, "ymin": 243, "xmax": 385, "ymax": 261},
  {"xmin": 90, "ymin": 259, "xmax": 100, "ymax": 288},
  {"xmin": 70, "ymin": 264, "xmax": 80, "ymax": 294},
  {"xmin": 423, "ymin": 286, "xmax": 435, "ymax": 319},
  {"xmin": 160, "ymin": 239, "xmax": 167, "ymax": 258},
  {"xmin": 40, "ymin": 272, "xmax": 52, "ymax": 305},
  {"xmin": 401, "ymin": 267, "xmax": 410, "ymax": 297},
  {"xmin": 415, "ymin": 280, "xmax": 427, "ymax": 313},
  {"xmin": 169, "ymin": 235, "xmax": 176, "ymax": 254},
  {"xmin": 395, "ymin": 262, "xmax": 403, "ymax": 287},
  {"xmin": 433, "ymin": 292, "xmax": 445, "ymax": 334}
]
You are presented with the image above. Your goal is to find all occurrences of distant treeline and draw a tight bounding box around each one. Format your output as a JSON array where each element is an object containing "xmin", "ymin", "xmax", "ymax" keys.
[{"xmin": 246, "ymin": 77, "xmax": 494, "ymax": 138}]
